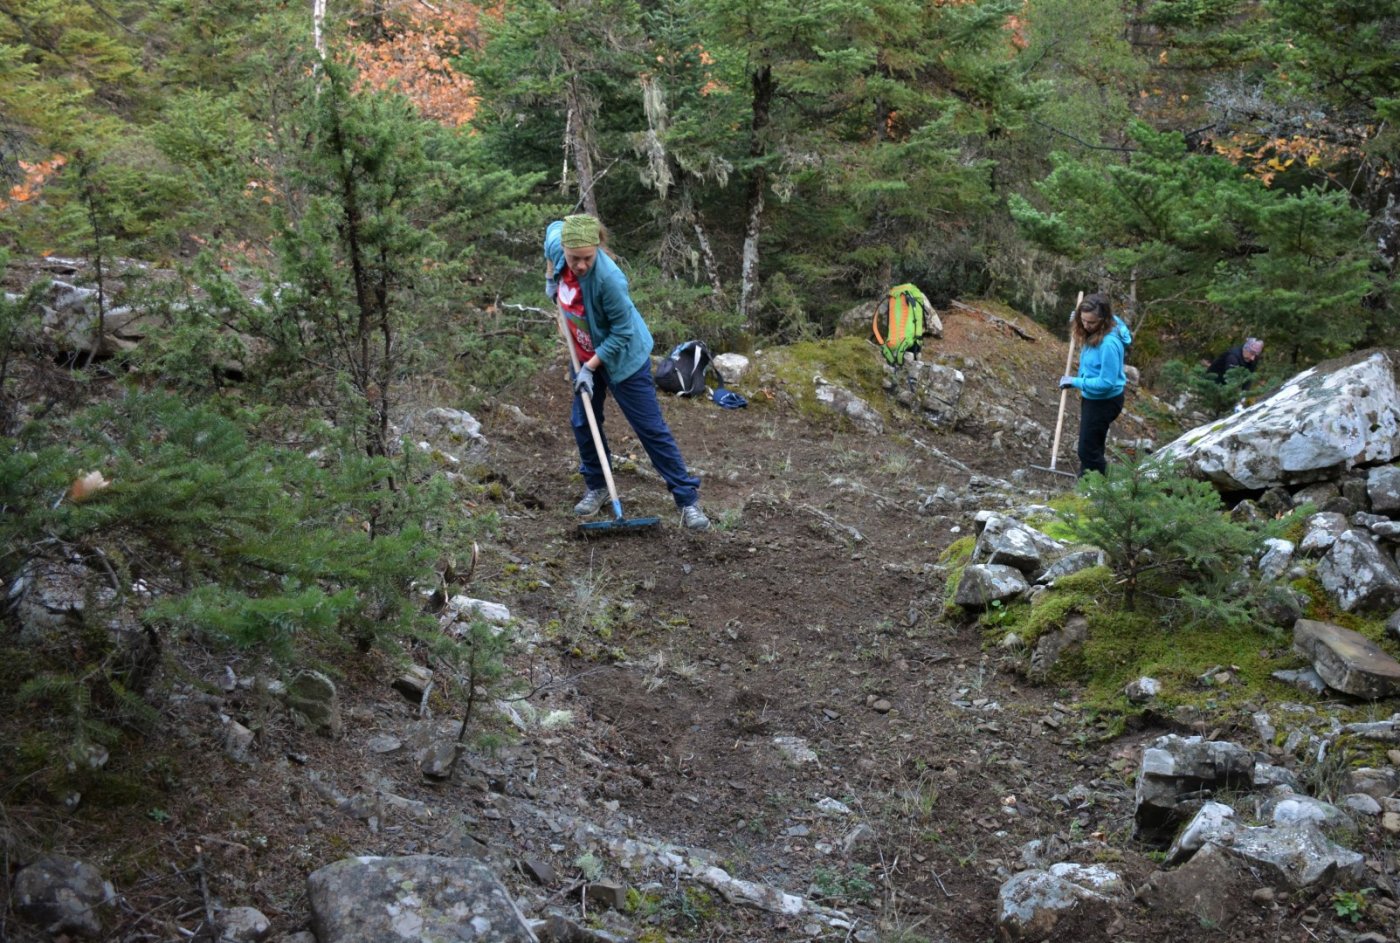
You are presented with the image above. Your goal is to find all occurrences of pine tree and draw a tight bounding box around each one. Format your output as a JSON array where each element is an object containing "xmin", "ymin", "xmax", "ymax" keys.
[{"xmin": 1010, "ymin": 121, "xmax": 1377, "ymax": 361}]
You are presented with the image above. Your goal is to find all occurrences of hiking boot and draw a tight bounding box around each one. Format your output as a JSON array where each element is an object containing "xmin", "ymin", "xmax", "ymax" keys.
[
  {"xmin": 681, "ymin": 504, "xmax": 710, "ymax": 531},
  {"xmin": 573, "ymin": 488, "xmax": 609, "ymax": 516}
]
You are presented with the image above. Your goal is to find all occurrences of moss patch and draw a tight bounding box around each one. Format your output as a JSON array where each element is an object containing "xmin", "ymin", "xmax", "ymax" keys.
[{"xmin": 762, "ymin": 336, "xmax": 891, "ymax": 420}]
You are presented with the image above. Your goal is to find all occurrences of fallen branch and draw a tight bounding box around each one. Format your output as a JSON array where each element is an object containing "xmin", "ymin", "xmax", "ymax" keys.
[
  {"xmin": 796, "ymin": 503, "xmax": 865, "ymax": 543},
  {"xmin": 949, "ymin": 300, "xmax": 1035, "ymax": 341},
  {"xmin": 910, "ymin": 437, "xmax": 973, "ymax": 474}
]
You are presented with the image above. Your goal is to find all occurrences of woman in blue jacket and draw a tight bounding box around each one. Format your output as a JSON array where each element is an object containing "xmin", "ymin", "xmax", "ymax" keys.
[
  {"xmin": 544, "ymin": 215, "xmax": 709, "ymax": 530},
  {"xmin": 1059, "ymin": 293, "xmax": 1127, "ymax": 477}
]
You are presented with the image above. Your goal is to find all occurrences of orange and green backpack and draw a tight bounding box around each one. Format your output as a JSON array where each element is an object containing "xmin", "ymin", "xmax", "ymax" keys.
[{"xmin": 873, "ymin": 283, "xmax": 931, "ymax": 366}]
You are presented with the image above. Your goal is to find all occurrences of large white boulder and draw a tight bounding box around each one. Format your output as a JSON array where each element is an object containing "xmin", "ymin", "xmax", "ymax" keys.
[{"xmin": 1158, "ymin": 350, "xmax": 1400, "ymax": 490}]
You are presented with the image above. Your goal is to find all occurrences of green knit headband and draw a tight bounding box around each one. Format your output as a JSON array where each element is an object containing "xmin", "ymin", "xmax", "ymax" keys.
[{"xmin": 561, "ymin": 214, "xmax": 601, "ymax": 248}]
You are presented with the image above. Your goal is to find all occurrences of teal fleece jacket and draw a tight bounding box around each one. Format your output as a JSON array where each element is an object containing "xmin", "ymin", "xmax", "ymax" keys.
[
  {"xmin": 1072, "ymin": 332, "xmax": 1126, "ymax": 399},
  {"xmin": 544, "ymin": 220, "xmax": 653, "ymax": 381}
]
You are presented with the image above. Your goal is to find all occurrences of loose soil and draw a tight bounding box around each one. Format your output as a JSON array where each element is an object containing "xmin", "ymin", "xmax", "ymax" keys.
[{"xmin": 4, "ymin": 304, "xmax": 1385, "ymax": 943}]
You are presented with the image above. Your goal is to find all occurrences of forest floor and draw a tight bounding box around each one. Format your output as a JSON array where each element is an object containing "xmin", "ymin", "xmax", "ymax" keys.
[{"xmin": 5, "ymin": 303, "xmax": 1389, "ymax": 943}]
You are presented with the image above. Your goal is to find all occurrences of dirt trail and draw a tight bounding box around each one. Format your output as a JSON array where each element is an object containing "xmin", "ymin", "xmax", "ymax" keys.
[
  {"xmin": 460, "ymin": 305, "xmax": 1210, "ymax": 941},
  {"xmin": 9, "ymin": 304, "xmax": 1293, "ymax": 943}
]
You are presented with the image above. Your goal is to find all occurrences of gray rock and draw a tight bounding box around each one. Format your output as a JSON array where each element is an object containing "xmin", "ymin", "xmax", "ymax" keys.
[
  {"xmin": 973, "ymin": 514, "xmax": 1063, "ymax": 574},
  {"xmin": 1018, "ymin": 836, "xmax": 1070, "ymax": 870},
  {"xmin": 1125, "ymin": 677, "xmax": 1161, "ymax": 704},
  {"xmin": 1252, "ymin": 710, "xmax": 1277, "ymax": 744},
  {"xmin": 11, "ymin": 556, "xmax": 136, "ymax": 646},
  {"xmin": 954, "ymin": 564, "xmax": 1029, "ymax": 610},
  {"xmin": 393, "ymin": 663, "xmax": 434, "ymax": 703},
  {"xmin": 1157, "ymin": 350, "xmax": 1400, "ymax": 490},
  {"xmin": 1342, "ymin": 474, "xmax": 1371, "ymax": 510},
  {"xmin": 997, "ymin": 863, "xmax": 1124, "ymax": 943},
  {"xmin": 1343, "ymin": 793, "xmax": 1383, "ymax": 816},
  {"xmin": 814, "ymin": 378, "xmax": 883, "ymax": 434},
  {"xmin": 1166, "ymin": 801, "xmax": 1237, "ymax": 865},
  {"xmin": 412, "ymin": 407, "xmax": 482, "ymax": 445},
  {"xmin": 421, "ymin": 741, "xmax": 458, "ymax": 779},
  {"xmin": 1342, "ymin": 767, "xmax": 1400, "ymax": 798},
  {"xmin": 1134, "ymin": 735, "xmax": 1254, "ymax": 840},
  {"xmin": 1368, "ymin": 464, "xmax": 1400, "ymax": 513},
  {"xmin": 583, "ymin": 881, "xmax": 628, "ymax": 911},
  {"xmin": 448, "ymin": 596, "xmax": 512, "ymax": 626},
  {"xmin": 224, "ymin": 719, "xmax": 256, "ymax": 762},
  {"xmin": 904, "ymin": 360, "xmax": 965, "ymax": 427},
  {"xmin": 14, "ymin": 854, "xmax": 115, "ymax": 939},
  {"xmin": 307, "ymin": 855, "xmax": 537, "ymax": 943},
  {"xmin": 841, "ymin": 823, "xmax": 878, "ymax": 856},
  {"xmin": 1030, "ymin": 615, "xmax": 1088, "ymax": 681},
  {"xmin": 1223, "ymin": 822, "xmax": 1365, "ymax": 889},
  {"xmin": 219, "ymin": 906, "xmax": 271, "ymax": 942},
  {"xmin": 1253, "ymin": 763, "xmax": 1300, "ymax": 790},
  {"xmin": 1298, "ymin": 512, "xmax": 1350, "ymax": 556},
  {"xmin": 1034, "ymin": 549, "xmax": 1106, "ymax": 584},
  {"xmin": 1293, "ymin": 618, "xmax": 1400, "ymax": 698},
  {"xmin": 1257, "ymin": 585, "xmax": 1307, "ymax": 628},
  {"xmin": 287, "ymin": 670, "xmax": 342, "ymax": 738},
  {"xmin": 1341, "ymin": 719, "xmax": 1400, "ymax": 742},
  {"xmin": 1316, "ymin": 531, "xmax": 1400, "ymax": 612},
  {"xmin": 712, "ymin": 352, "xmax": 750, "ymax": 384},
  {"xmin": 1353, "ymin": 511, "xmax": 1391, "ymax": 529},
  {"xmin": 1271, "ymin": 667, "xmax": 1329, "ymax": 695},
  {"xmin": 1261, "ymin": 791, "xmax": 1356, "ymax": 835},
  {"xmin": 1292, "ymin": 481, "xmax": 1340, "ymax": 510},
  {"xmin": 1257, "ymin": 539, "xmax": 1295, "ymax": 581}
]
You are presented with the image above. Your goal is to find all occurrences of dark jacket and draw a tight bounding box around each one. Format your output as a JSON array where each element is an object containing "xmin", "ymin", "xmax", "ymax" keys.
[{"xmin": 1206, "ymin": 345, "xmax": 1258, "ymax": 384}]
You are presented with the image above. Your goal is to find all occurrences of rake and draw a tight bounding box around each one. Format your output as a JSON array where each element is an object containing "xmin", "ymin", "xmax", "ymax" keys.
[
  {"xmin": 1029, "ymin": 290, "xmax": 1084, "ymax": 480},
  {"xmin": 554, "ymin": 303, "xmax": 660, "ymax": 536}
]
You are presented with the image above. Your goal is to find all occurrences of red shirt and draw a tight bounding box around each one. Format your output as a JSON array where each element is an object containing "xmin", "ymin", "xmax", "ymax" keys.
[{"xmin": 559, "ymin": 267, "xmax": 595, "ymax": 364}]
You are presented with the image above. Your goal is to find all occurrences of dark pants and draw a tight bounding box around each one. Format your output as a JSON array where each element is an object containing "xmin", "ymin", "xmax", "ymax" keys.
[
  {"xmin": 572, "ymin": 360, "xmax": 700, "ymax": 509},
  {"xmin": 1077, "ymin": 393, "xmax": 1124, "ymax": 477}
]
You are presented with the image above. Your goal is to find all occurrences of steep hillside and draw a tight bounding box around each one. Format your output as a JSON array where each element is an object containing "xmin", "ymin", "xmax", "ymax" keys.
[{"xmin": 8, "ymin": 303, "xmax": 1389, "ymax": 943}]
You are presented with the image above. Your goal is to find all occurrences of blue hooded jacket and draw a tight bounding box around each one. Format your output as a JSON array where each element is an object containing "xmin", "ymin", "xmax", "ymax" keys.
[
  {"xmin": 1071, "ymin": 332, "xmax": 1126, "ymax": 399},
  {"xmin": 544, "ymin": 220, "xmax": 653, "ymax": 381}
]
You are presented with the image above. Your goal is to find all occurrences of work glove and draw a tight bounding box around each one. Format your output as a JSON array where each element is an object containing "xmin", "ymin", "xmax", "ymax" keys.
[
  {"xmin": 573, "ymin": 364, "xmax": 595, "ymax": 398},
  {"xmin": 1058, "ymin": 376, "xmax": 1076, "ymax": 390}
]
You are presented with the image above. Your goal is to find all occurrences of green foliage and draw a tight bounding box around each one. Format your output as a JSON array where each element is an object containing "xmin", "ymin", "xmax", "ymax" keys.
[
  {"xmin": 1010, "ymin": 122, "xmax": 1377, "ymax": 364},
  {"xmin": 3, "ymin": 392, "xmax": 463, "ymax": 656},
  {"xmin": 1062, "ymin": 456, "xmax": 1269, "ymax": 612},
  {"xmin": 0, "ymin": 256, "xmax": 47, "ymax": 433},
  {"xmin": 808, "ymin": 864, "xmax": 877, "ymax": 903},
  {"xmin": 1157, "ymin": 360, "xmax": 1257, "ymax": 418},
  {"xmin": 1331, "ymin": 888, "xmax": 1371, "ymax": 923},
  {"xmin": 1, "ymin": 390, "xmax": 509, "ymax": 795}
]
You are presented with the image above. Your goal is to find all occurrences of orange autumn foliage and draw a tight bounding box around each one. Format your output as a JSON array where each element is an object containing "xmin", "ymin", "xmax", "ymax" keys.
[
  {"xmin": 0, "ymin": 155, "xmax": 67, "ymax": 212},
  {"xmin": 1212, "ymin": 132, "xmax": 1363, "ymax": 187},
  {"xmin": 347, "ymin": 0, "xmax": 498, "ymax": 128}
]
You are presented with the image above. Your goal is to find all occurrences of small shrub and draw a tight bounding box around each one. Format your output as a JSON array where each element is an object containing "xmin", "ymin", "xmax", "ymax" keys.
[{"xmin": 1063, "ymin": 457, "xmax": 1271, "ymax": 615}]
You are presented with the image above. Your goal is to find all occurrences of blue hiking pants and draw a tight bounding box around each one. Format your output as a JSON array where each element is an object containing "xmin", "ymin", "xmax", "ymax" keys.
[{"xmin": 572, "ymin": 360, "xmax": 700, "ymax": 509}]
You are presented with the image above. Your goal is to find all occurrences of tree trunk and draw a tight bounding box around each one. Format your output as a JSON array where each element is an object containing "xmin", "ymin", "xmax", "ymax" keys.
[
  {"xmin": 738, "ymin": 65, "xmax": 774, "ymax": 327},
  {"xmin": 313, "ymin": 0, "xmax": 326, "ymax": 58},
  {"xmin": 565, "ymin": 78, "xmax": 598, "ymax": 218}
]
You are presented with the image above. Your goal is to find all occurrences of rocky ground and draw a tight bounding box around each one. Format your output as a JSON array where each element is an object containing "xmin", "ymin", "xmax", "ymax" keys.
[{"xmin": 5, "ymin": 303, "xmax": 1397, "ymax": 943}]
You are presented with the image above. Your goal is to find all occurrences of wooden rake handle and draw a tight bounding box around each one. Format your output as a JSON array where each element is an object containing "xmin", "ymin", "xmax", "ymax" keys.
[
  {"xmin": 555, "ymin": 303, "xmax": 621, "ymax": 513},
  {"xmin": 1048, "ymin": 291, "xmax": 1085, "ymax": 472}
]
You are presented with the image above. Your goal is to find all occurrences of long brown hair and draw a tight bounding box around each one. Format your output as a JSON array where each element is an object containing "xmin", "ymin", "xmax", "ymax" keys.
[{"xmin": 1072, "ymin": 294, "xmax": 1112, "ymax": 347}]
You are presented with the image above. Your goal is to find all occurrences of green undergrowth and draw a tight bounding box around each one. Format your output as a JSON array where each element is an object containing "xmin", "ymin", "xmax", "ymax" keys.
[{"xmin": 968, "ymin": 566, "xmax": 1296, "ymax": 720}]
